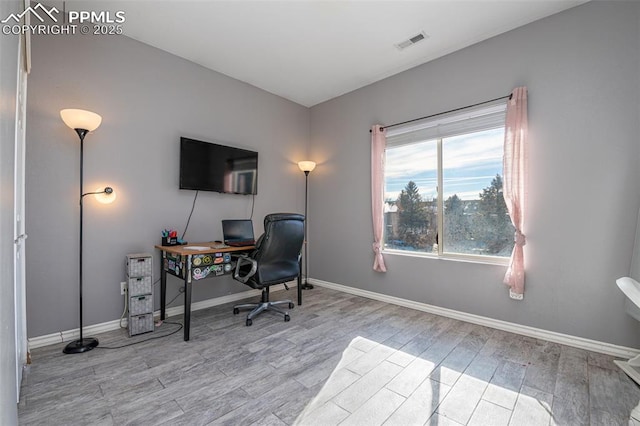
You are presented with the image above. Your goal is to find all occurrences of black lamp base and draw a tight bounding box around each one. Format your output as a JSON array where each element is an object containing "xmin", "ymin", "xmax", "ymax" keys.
[
  {"xmin": 301, "ymin": 282, "xmax": 314, "ymax": 290},
  {"xmin": 63, "ymin": 337, "xmax": 99, "ymax": 354}
]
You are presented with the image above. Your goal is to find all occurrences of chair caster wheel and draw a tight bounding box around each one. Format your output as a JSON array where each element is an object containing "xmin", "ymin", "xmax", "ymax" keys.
[
  {"xmin": 284, "ymin": 314, "xmax": 290, "ymax": 322},
  {"xmin": 233, "ymin": 308, "xmax": 239, "ymax": 315},
  {"xmin": 246, "ymin": 319, "xmax": 252, "ymax": 326},
  {"xmin": 288, "ymin": 302, "xmax": 294, "ymax": 309}
]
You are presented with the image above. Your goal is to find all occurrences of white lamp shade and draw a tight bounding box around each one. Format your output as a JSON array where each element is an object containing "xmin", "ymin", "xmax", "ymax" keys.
[
  {"xmin": 94, "ymin": 187, "xmax": 116, "ymax": 204},
  {"xmin": 298, "ymin": 161, "xmax": 316, "ymax": 173},
  {"xmin": 60, "ymin": 109, "xmax": 102, "ymax": 132}
]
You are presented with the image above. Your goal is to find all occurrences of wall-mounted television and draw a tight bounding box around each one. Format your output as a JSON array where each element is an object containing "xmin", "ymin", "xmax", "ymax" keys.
[{"xmin": 179, "ymin": 137, "xmax": 258, "ymax": 195}]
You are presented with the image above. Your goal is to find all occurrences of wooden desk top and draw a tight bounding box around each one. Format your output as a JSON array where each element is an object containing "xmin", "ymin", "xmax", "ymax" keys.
[{"xmin": 155, "ymin": 243, "xmax": 255, "ymax": 256}]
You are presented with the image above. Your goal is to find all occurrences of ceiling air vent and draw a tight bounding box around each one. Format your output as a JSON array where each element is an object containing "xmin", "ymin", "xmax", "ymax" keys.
[{"xmin": 395, "ymin": 31, "xmax": 429, "ymax": 51}]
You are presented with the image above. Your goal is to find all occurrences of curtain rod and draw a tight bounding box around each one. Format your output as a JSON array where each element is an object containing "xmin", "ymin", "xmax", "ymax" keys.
[{"xmin": 370, "ymin": 93, "xmax": 512, "ymax": 133}]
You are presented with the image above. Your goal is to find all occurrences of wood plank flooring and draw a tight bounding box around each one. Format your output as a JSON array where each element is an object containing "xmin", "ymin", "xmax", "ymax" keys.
[{"xmin": 18, "ymin": 286, "xmax": 640, "ymax": 425}]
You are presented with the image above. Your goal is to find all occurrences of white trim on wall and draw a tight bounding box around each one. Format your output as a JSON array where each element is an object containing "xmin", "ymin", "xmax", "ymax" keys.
[
  {"xmin": 29, "ymin": 278, "xmax": 640, "ymax": 360},
  {"xmin": 310, "ymin": 278, "xmax": 640, "ymax": 359}
]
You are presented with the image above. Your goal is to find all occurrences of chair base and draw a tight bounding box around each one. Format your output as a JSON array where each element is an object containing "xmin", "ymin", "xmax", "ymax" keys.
[{"xmin": 233, "ymin": 287, "xmax": 294, "ymax": 326}]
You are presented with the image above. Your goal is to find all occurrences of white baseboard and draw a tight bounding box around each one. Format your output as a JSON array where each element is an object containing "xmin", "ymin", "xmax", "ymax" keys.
[
  {"xmin": 28, "ymin": 283, "xmax": 293, "ymax": 350},
  {"xmin": 308, "ymin": 278, "xmax": 640, "ymax": 359},
  {"xmin": 30, "ymin": 278, "xmax": 638, "ymax": 359}
]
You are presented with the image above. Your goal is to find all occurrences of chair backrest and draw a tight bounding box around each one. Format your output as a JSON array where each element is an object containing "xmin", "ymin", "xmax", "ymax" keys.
[{"xmin": 252, "ymin": 213, "xmax": 305, "ymax": 286}]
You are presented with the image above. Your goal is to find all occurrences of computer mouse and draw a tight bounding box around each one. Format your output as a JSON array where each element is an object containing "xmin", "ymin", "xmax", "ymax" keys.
[{"xmin": 214, "ymin": 240, "xmax": 222, "ymax": 243}]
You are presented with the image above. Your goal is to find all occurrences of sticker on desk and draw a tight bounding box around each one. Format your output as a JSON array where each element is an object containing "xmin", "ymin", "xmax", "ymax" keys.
[
  {"xmin": 193, "ymin": 267, "xmax": 203, "ymax": 279},
  {"xmin": 192, "ymin": 265, "xmax": 225, "ymax": 280},
  {"xmin": 213, "ymin": 265, "xmax": 224, "ymax": 276},
  {"xmin": 193, "ymin": 254, "xmax": 215, "ymax": 266}
]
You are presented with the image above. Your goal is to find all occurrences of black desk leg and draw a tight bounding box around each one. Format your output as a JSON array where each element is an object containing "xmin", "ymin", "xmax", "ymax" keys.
[
  {"xmin": 297, "ymin": 259, "xmax": 302, "ymax": 306},
  {"xmin": 183, "ymin": 254, "xmax": 192, "ymax": 341},
  {"xmin": 184, "ymin": 277, "xmax": 192, "ymax": 341},
  {"xmin": 160, "ymin": 253, "xmax": 166, "ymax": 321}
]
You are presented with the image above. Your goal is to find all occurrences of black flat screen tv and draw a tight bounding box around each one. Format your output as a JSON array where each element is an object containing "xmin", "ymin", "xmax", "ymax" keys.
[{"xmin": 179, "ymin": 137, "xmax": 258, "ymax": 195}]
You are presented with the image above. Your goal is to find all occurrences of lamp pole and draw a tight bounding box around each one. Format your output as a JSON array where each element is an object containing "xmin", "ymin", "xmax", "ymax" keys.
[
  {"xmin": 63, "ymin": 128, "xmax": 100, "ymax": 354},
  {"xmin": 302, "ymin": 169, "xmax": 313, "ymax": 290},
  {"xmin": 298, "ymin": 161, "xmax": 316, "ymax": 290}
]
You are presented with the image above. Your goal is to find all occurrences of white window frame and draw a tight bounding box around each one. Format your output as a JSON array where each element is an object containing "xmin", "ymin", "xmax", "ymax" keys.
[{"xmin": 383, "ymin": 100, "xmax": 511, "ymax": 265}]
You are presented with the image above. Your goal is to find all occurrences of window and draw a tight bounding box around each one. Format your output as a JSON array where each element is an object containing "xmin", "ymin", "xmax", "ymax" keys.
[{"xmin": 383, "ymin": 101, "xmax": 514, "ymax": 261}]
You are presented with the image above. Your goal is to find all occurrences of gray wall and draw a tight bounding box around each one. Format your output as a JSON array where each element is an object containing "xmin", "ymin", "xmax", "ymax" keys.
[
  {"xmin": 308, "ymin": 2, "xmax": 640, "ymax": 348},
  {"xmin": 26, "ymin": 33, "xmax": 309, "ymax": 337},
  {"xmin": 0, "ymin": 0, "xmax": 20, "ymax": 421}
]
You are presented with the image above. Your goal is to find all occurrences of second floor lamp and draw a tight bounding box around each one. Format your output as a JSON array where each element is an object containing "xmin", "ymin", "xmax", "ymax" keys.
[
  {"xmin": 60, "ymin": 108, "xmax": 116, "ymax": 354},
  {"xmin": 298, "ymin": 161, "xmax": 316, "ymax": 290}
]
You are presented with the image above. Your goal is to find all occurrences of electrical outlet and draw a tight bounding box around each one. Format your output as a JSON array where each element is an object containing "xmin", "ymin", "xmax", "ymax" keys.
[
  {"xmin": 509, "ymin": 289, "xmax": 523, "ymax": 300},
  {"xmin": 120, "ymin": 281, "xmax": 127, "ymax": 295}
]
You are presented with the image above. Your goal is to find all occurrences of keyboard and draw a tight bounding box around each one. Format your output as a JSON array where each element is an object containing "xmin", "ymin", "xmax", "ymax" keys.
[{"xmin": 210, "ymin": 242, "xmax": 229, "ymax": 249}]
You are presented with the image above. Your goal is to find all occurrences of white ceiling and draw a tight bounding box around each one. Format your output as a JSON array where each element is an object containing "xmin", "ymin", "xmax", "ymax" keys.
[{"xmin": 71, "ymin": 1, "xmax": 587, "ymax": 107}]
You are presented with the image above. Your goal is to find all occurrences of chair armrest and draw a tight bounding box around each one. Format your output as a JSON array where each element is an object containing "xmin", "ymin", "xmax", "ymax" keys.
[{"xmin": 233, "ymin": 255, "xmax": 258, "ymax": 284}]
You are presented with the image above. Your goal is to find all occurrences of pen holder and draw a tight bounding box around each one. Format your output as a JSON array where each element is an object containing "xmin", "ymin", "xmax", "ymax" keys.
[{"xmin": 162, "ymin": 237, "xmax": 178, "ymax": 246}]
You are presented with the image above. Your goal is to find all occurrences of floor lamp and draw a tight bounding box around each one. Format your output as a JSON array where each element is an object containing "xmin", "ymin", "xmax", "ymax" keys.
[
  {"xmin": 298, "ymin": 161, "xmax": 316, "ymax": 290},
  {"xmin": 60, "ymin": 109, "xmax": 116, "ymax": 354}
]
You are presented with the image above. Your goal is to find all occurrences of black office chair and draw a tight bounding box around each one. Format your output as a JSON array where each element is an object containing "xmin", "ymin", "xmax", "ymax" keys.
[{"xmin": 232, "ymin": 213, "xmax": 305, "ymax": 326}]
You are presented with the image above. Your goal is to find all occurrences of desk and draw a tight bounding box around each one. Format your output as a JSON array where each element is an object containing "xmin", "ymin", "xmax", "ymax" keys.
[{"xmin": 155, "ymin": 243, "xmax": 303, "ymax": 341}]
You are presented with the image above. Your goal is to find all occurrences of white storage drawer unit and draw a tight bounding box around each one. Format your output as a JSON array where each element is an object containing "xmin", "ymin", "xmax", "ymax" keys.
[{"xmin": 125, "ymin": 253, "xmax": 154, "ymax": 336}]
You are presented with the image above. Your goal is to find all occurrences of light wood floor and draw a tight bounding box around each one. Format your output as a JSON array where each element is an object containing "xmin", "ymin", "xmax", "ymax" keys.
[{"xmin": 18, "ymin": 286, "xmax": 640, "ymax": 425}]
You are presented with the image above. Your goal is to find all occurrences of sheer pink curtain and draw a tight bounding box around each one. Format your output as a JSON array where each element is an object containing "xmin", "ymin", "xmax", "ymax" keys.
[
  {"xmin": 503, "ymin": 87, "xmax": 528, "ymax": 294},
  {"xmin": 371, "ymin": 125, "xmax": 387, "ymax": 272}
]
